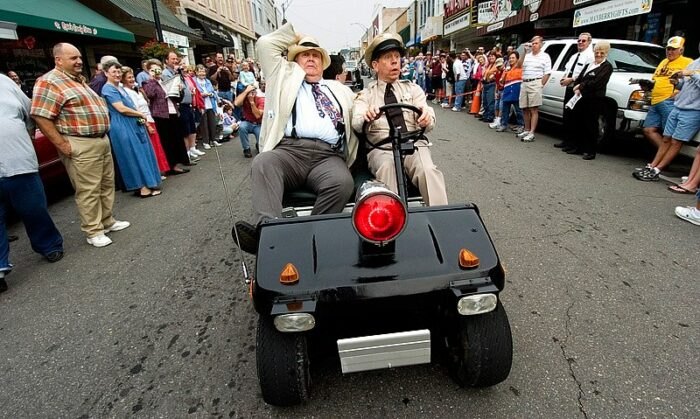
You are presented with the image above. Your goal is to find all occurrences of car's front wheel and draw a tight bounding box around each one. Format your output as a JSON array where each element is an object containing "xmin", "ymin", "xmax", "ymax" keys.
[
  {"xmin": 445, "ymin": 300, "xmax": 513, "ymax": 387},
  {"xmin": 596, "ymin": 103, "xmax": 618, "ymax": 150},
  {"xmin": 256, "ymin": 315, "xmax": 311, "ymax": 406}
]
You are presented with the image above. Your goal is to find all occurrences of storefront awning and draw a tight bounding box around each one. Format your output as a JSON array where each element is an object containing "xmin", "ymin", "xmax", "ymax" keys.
[
  {"xmin": 188, "ymin": 17, "xmax": 235, "ymax": 47},
  {"xmin": 0, "ymin": 0, "xmax": 135, "ymax": 42},
  {"xmin": 105, "ymin": 0, "xmax": 198, "ymax": 38}
]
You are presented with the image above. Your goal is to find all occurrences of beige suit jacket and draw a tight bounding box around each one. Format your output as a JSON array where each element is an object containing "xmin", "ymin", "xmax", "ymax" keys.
[{"xmin": 257, "ymin": 23, "xmax": 358, "ymax": 166}]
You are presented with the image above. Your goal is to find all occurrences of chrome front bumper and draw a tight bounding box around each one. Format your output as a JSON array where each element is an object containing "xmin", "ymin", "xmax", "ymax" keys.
[{"xmin": 337, "ymin": 329, "xmax": 431, "ymax": 374}]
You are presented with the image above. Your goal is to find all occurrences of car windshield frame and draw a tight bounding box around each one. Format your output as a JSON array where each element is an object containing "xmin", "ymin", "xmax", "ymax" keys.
[{"xmin": 607, "ymin": 44, "xmax": 665, "ymax": 73}]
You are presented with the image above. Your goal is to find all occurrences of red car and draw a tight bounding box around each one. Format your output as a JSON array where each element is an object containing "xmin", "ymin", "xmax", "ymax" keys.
[{"xmin": 34, "ymin": 130, "xmax": 69, "ymax": 188}]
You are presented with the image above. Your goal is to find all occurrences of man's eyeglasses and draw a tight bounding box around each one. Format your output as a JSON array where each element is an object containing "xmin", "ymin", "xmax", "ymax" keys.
[{"xmin": 577, "ymin": 39, "xmax": 588, "ymax": 43}]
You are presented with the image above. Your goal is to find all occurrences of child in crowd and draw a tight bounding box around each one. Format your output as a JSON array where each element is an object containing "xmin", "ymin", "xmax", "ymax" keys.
[
  {"xmin": 239, "ymin": 62, "xmax": 256, "ymax": 87},
  {"xmin": 221, "ymin": 104, "xmax": 239, "ymax": 140}
]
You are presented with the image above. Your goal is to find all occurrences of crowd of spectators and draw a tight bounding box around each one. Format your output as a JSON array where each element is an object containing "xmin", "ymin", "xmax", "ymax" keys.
[{"xmin": 0, "ymin": 43, "xmax": 267, "ymax": 293}]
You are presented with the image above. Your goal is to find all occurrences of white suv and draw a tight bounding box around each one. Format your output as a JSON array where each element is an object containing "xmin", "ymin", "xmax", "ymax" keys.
[{"xmin": 535, "ymin": 38, "xmax": 667, "ymax": 147}]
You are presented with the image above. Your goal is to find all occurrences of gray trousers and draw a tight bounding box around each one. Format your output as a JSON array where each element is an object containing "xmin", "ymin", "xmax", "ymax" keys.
[{"xmin": 251, "ymin": 138, "xmax": 354, "ymax": 224}]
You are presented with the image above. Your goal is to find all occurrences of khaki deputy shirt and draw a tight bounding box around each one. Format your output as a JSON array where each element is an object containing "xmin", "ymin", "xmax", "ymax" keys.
[{"xmin": 352, "ymin": 79, "xmax": 435, "ymax": 145}]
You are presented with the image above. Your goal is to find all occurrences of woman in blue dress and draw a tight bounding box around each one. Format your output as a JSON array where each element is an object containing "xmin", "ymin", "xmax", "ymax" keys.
[{"xmin": 102, "ymin": 61, "xmax": 162, "ymax": 197}]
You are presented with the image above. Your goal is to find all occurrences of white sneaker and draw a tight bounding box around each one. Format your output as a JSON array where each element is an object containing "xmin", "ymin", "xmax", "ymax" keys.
[
  {"xmin": 87, "ymin": 234, "xmax": 112, "ymax": 247},
  {"xmin": 192, "ymin": 147, "xmax": 206, "ymax": 156},
  {"xmin": 522, "ymin": 132, "xmax": 535, "ymax": 142},
  {"xmin": 212, "ymin": 140, "xmax": 222, "ymax": 147},
  {"xmin": 202, "ymin": 143, "xmax": 212, "ymax": 150},
  {"xmin": 451, "ymin": 107, "xmax": 461, "ymax": 112},
  {"xmin": 106, "ymin": 220, "xmax": 130, "ymax": 232},
  {"xmin": 675, "ymin": 206, "xmax": 700, "ymax": 226},
  {"xmin": 489, "ymin": 118, "xmax": 501, "ymax": 129},
  {"xmin": 516, "ymin": 130, "xmax": 530, "ymax": 138}
]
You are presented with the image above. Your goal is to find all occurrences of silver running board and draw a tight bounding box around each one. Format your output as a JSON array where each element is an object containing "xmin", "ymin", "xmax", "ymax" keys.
[{"xmin": 337, "ymin": 329, "xmax": 431, "ymax": 374}]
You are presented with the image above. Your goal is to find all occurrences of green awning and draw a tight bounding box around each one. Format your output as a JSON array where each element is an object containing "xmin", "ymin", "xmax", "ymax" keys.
[
  {"xmin": 105, "ymin": 0, "xmax": 198, "ymax": 37},
  {"xmin": 0, "ymin": 0, "xmax": 135, "ymax": 42},
  {"xmin": 399, "ymin": 26, "xmax": 411, "ymax": 45}
]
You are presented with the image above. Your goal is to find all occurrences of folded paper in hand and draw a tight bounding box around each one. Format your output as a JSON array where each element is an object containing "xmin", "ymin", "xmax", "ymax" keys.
[{"xmin": 566, "ymin": 93, "xmax": 581, "ymax": 110}]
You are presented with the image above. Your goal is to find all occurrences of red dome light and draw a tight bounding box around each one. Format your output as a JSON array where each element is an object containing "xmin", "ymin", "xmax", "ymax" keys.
[{"xmin": 352, "ymin": 193, "xmax": 407, "ymax": 244}]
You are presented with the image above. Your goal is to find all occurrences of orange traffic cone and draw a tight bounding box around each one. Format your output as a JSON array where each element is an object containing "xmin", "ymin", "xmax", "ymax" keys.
[{"xmin": 469, "ymin": 82, "xmax": 482, "ymax": 114}]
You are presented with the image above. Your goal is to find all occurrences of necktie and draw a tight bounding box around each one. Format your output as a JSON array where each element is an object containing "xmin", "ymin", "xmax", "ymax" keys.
[
  {"xmin": 310, "ymin": 83, "xmax": 341, "ymax": 124},
  {"xmin": 384, "ymin": 83, "xmax": 408, "ymax": 134},
  {"xmin": 567, "ymin": 53, "xmax": 580, "ymax": 78}
]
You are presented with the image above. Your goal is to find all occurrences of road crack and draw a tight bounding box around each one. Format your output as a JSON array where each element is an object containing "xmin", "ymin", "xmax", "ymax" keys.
[{"xmin": 555, "ymin": 287, "xmax": 589, "ymax": 419}]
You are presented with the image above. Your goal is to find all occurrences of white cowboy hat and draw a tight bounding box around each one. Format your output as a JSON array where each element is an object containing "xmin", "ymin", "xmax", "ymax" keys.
[{"xmin": 287, "ymin": 35, "xmax": 331, "ymax": 69}]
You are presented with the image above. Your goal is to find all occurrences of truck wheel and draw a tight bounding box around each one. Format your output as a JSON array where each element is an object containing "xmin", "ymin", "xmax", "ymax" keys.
[
  {"xmin": 446, "ymin": 301, "xmax": 513, "ymax": 387},
  {"xmin": 256, "ymin": 315, "xmax": 311, "ymax": 406},
  {"xmin": 596, "ymin": 104, "xmax": 617, "ymax": 150}
]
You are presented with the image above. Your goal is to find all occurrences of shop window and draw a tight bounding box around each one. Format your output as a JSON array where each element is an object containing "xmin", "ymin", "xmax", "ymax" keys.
[{"xmin": 557, "ymin": 45, "xmax": 578, "ymax": 72}]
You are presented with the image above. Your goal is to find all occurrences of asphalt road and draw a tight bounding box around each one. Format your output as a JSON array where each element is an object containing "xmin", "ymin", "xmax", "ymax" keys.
[{"xmin": 1, "ymin": 104, "xmax": 698, "ymax": 419}]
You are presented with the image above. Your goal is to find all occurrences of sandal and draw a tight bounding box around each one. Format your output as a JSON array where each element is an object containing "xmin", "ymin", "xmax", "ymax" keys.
[{"xmin": 668, "ymin": 184, "xmax": 697, "ymax": 194}]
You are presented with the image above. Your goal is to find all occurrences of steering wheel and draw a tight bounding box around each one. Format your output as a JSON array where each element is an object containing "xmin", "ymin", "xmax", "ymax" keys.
[{"xmin": 362, "ymin": 103, "xmax": 427, "ymax": 150}]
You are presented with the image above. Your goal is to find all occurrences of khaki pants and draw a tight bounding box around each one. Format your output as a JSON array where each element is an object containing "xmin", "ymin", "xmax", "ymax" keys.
[
  {"xmin": 367, "ymin": 140, "xmax": 448, "ymax": 206},
  {"xmin": 59, "ymin": 135, "xmax": 116, "ymax": 238}
]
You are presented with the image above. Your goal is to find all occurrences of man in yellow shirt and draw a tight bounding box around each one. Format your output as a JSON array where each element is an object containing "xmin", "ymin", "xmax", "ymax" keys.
[{"xmin": 634, "ymin": 36, "xmax": 693, "ymax": 180}]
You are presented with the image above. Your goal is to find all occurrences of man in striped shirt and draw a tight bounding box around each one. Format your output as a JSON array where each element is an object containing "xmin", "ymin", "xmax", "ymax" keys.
[
  {"xmin": 32, "ymin": 43, "xmax": 130, "ymax": 248},
  {"xmin": 517, "ymin": 36, "xmax": 552, "ymax": 142}
]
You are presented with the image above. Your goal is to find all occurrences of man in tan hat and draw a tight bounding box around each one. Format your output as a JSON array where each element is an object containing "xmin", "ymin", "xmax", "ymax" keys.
[
  {"xmin": 233, "ymin": 22, "xmax": 358, "ymax": 254},
  {"xmin": 352, "ymin": 33, "xmax": 448, "ymax": 206}
]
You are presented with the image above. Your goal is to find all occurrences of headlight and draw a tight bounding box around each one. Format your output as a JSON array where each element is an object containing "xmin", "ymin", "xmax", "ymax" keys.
[
  {"xmin": 457, "ymin": 294, "xmax": 497, "ymax": 315},
  {"xmin": 628, "ymin": 90, "xmax": 650, "ymax": 111},
  {"xmin": 274, "ymin": 313, "xmax": 316, "ymax": 332}
]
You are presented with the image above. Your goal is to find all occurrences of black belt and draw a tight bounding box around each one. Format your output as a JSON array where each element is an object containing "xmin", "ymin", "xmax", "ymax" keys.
[{"xmin": 523, "ymin": 78, "xmax": 542, "ymax": 82}]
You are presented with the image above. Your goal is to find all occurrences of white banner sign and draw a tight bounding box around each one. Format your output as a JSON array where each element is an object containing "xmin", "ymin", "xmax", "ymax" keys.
[
  {"xmin": 444, "ymin": 12, "xmax": 471, "ymax": 35},
  {"xmin": 163, "ymin": 30, "xmax": 189, "ymax": 47},
  {"xmin": 573, "ymin": 0, "xmax": 653, "ymax": 28},
  {"xmin": 478, "ymin": 1, "xmax": 517, "ymax": 25}
]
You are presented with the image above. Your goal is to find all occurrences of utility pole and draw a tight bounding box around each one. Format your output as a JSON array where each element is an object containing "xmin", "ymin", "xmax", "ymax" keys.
[
  {"xmin": 151, "ymin": 0, "xmax": 164, "ymax": 42},
  {"xmin": 279, "ymin": 0, "xmax": 294, "ymax": 23}
]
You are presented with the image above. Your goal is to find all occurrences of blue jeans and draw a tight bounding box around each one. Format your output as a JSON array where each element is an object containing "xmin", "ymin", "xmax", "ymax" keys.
[
  {"xmin": 239, "ymin": 121, "xmax": 261, "ymax": 151},
  {"xmin": 218, "ymin": 90, "xmax": 233, "ymax": 102},
  {"xmin": 0, "ymin": 173, "xmax": 63, "ymax": 273},
  {"xmin": 454, "ymin": 79, "xmax": 467, "ymax": 109},
  {"xmin": 501, "ymin": 100, "xmax": 524, "ymax": 127},
  {"xmin": 482, "ymin": 82, "xmax": 496, "ymax": 121},
  {"xmin": 416, "ymin": 73, "xmax": 425, "ymax": 91}
]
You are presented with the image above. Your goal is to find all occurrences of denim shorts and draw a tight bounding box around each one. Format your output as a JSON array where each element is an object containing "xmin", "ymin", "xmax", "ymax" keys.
[
  {"xmin": 663, "ymin": 108, "xmax": 700, "ymax": 141},
  {"xmin": 643, "ymin": 99, "xmax": 674, "ymax": 129}
]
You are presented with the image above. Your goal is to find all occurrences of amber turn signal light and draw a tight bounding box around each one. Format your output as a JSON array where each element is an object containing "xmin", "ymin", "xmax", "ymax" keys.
[
  {"xmin": 458, "ymin": 249, "xmax": 479, "ymax": 269},
  {"xmin": 280, "ymin": 263, "xmax": 300, "ymax": 285}
]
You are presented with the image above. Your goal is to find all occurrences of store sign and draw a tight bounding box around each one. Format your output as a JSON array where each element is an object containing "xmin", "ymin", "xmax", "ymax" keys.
[
  {"xmin": 524, "ymin": 0, "xmax": 542, "ymax": 13},
  {"xmin": 444, "ymin": 0, "xmax": 471, "ymax": 19},
  {"xmin": 421, "ymin": 15, "xmax": 444, "ymax": 42},
  {"xmin": 163, "ymin": 30, "xmax": 189, "ymax": 48},
  {"xmin": 54, "ymin": 21, "xmax": 97, "ymax": 36},
  {"xmin": 573, "ymin": 0, "xmax": 653, "ymax": 28},
  {"xmin": 534, "ymin": 18, "xmax": 571, "ymax": 29},
  {"xmin": 530, "ymin": 12, "xmax": 539, "ymax": 21},
  {"xmin": 487, "ymin": 21, "xmax": 504, "ymax": 32},
  {"xmin": 444, "ymin": 12, "xmax": 471, "ymax": 35},
  {"xmin": 478, "ymin": 1, "xmax": 517, "ymax": 25}
]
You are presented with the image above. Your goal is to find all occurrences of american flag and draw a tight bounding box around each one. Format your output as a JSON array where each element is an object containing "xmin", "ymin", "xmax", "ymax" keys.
[{"xmin": 491, "ymin": 0, "xmax": 500, "ymax": 20}]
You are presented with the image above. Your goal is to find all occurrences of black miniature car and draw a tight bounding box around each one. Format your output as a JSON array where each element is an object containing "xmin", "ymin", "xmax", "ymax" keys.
[{"xmin": 237, "ymin": 104, "xmax": 513, "ymax": 406}]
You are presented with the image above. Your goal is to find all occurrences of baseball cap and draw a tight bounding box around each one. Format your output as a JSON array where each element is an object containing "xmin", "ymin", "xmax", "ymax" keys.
[{"xmin": 666, "ymin": 36, "xmax": 685, "ymax": 49}]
